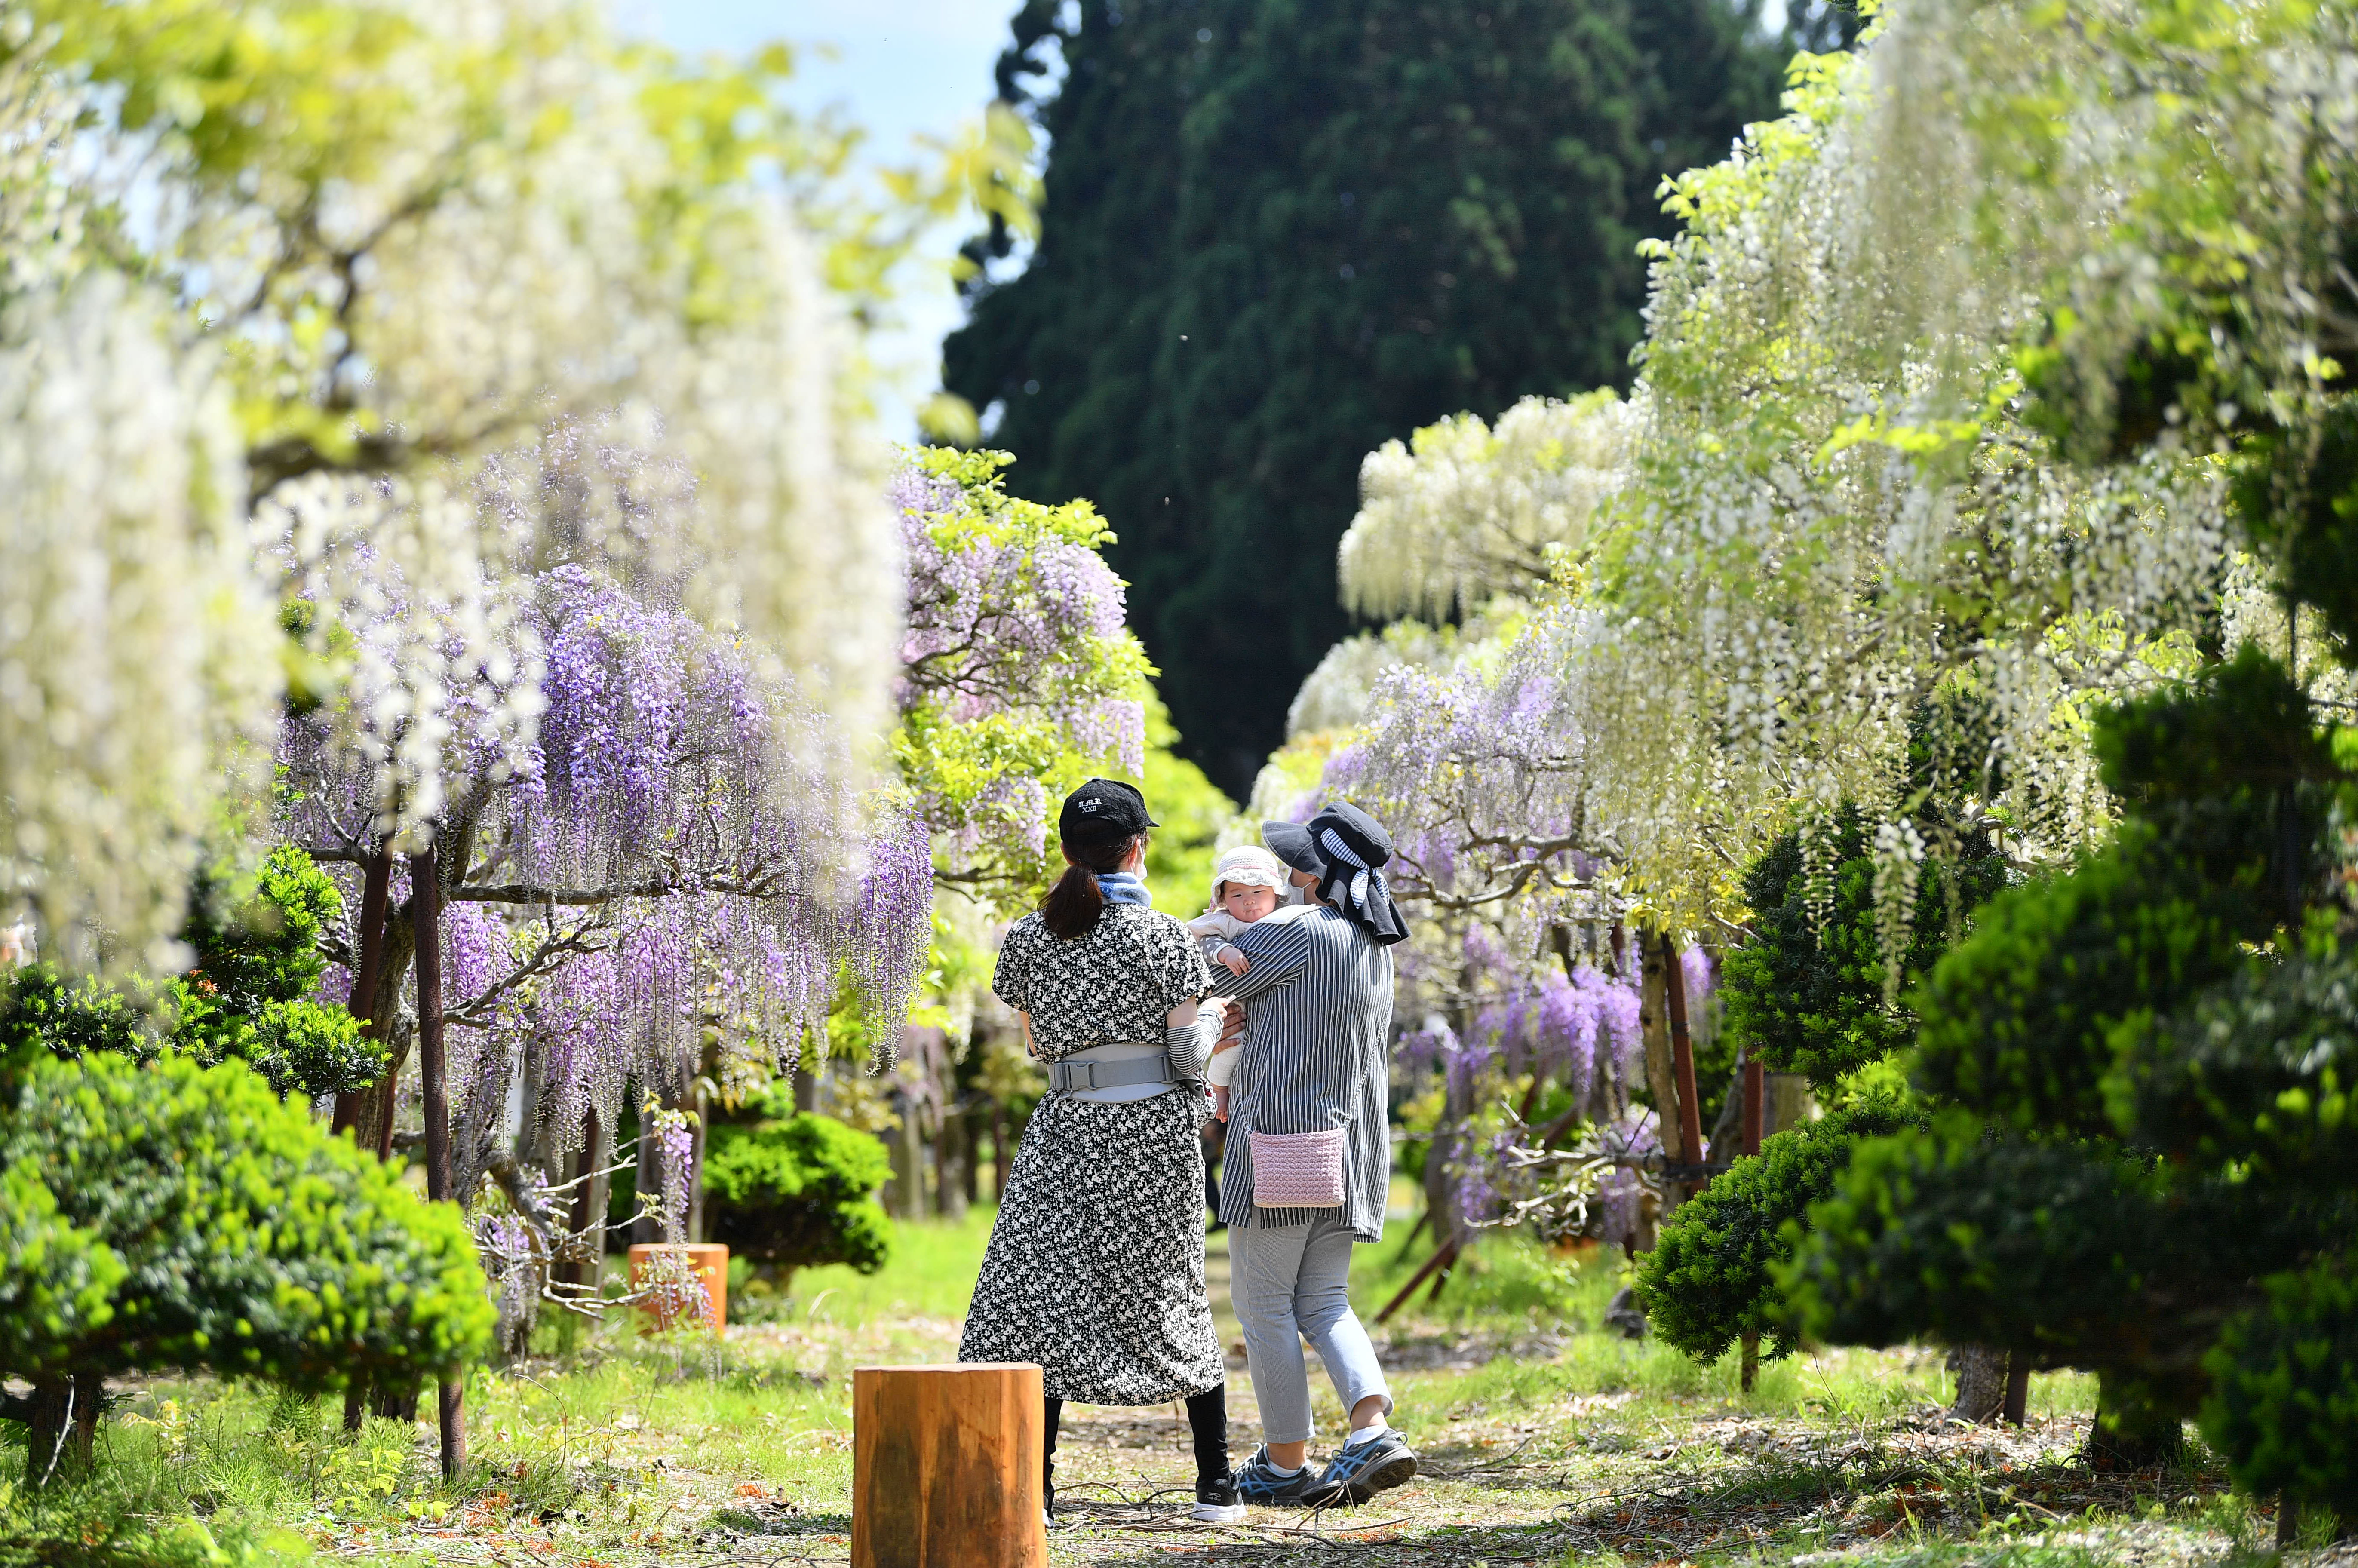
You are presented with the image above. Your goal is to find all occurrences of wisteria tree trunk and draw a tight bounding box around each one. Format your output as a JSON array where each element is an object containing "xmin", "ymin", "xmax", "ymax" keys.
[
  {"xmin": 936, "ymin": 1107, "xmax": 970, "ymax": 1221},
  {"xmin": 889, "ymin": 1092, "xmax": 928, "ymax": 1221},
  {"xmin": 992, "ymin": 1103, "xmax": 1011, "ymax": 1203},
  {"xmin": 21, "ymin": 1372, "xmax": 103, "ymax": 1487},
  {"xmin": 330, "ymin": 847, "xmax": 395, "ymax": 1138},
  {"xmin": 1947, "ymin": 1345, "xmax": 2010, "ymax": 1424},
  {"xmin": 352, "ymin": 911, "xmax": 419, "ymax": 1159},
  {"xmin": 411, "ymin": 848, "xmax": 465, "ymax": 1482},
  {"xmin": 561, "ymin": 1105, "xmax": 607, "ymax": 1291}
]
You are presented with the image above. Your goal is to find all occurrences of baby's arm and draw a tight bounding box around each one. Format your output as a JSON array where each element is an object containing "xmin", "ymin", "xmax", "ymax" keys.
[{"xmin": 1195, "ymin": 930, "xmax": 1250, "ymax": 977}]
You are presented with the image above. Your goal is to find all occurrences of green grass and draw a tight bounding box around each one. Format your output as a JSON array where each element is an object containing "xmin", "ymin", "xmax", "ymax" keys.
[
  {"xmin": 0, "ymin": 1204, "xmax": 2207, "ymax": 1568},
  {"xmin": 788, "ymin": 1203, "xmax": 997, "ymax": 1322}
]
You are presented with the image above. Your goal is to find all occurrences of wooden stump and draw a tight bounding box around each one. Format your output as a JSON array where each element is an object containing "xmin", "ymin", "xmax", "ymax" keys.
[
  {"xmin": 854, "ymin": 1364, "xmax": 1046, "ymax": 1568},
  {"xmin": 629, "ymin": 1243, "xmax": 729, "ymax": 1332}
]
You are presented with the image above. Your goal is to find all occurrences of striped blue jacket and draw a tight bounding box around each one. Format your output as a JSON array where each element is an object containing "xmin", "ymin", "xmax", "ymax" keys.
[{"xmin": 1208, "ymin": 905, "xmax": 1395, "ymax": 1238}]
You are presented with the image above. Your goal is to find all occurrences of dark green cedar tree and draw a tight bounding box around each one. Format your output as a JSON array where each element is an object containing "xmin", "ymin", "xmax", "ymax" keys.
[{"xmin": 945, "ymin": 0, "xmax": 1843, "ymax": 794}]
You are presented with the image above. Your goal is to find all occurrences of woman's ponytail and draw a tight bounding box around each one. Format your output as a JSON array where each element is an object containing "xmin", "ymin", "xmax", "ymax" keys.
[{"xmin": 1039, "ymin": 834, "xmax": 1137, "ymax": 939}]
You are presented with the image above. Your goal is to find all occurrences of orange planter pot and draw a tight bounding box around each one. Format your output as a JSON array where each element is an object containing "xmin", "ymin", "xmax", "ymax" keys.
[{"xmin": 627, "ymin": 1242, "xmax": 728, "ymax": 1333}]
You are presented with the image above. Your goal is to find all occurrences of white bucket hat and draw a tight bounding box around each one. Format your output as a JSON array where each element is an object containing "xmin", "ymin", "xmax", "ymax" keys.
[{"xmin": 1210, "ymin": 845, "xmax": 1289, "ymax": 900}]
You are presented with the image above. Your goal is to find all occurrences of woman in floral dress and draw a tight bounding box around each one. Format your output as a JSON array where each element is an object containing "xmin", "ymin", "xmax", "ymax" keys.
[{"xmin": 958, "ymin": 779, "xmax": 1241, "ymax": 1523}]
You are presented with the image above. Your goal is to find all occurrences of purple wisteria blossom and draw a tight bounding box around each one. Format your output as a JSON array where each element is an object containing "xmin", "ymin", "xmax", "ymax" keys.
[
  {"xmin": 282, "ymin": 540, "xmax": 933, "ymax": 1189},
  {"xmin": 890, "ymin": 455, "xmax": 1149, "ymax": 895}
]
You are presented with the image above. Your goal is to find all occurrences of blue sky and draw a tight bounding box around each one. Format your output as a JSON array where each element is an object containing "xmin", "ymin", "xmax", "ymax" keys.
[{"xmin": 621, "ymin": 0, "xmax": 1021, "ymax": 439}]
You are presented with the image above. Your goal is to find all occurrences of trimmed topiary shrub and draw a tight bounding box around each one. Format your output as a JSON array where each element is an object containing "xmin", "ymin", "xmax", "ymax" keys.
[
  {"xmin": 1636, "ymin": 1097, "xmax": 1919, "ymax": 1365},
  {"xmin": 0, "ymin": 846, "xmax": 384, "ymax": 1099},
  {"xmin": 0, "ymin": 1051, "xmax": 492, "ymax": 1482},
  {"xmin": 702, "ymin": 1106, "xmax": 892, "ymax": 1286},
  {"xmin": 2203, "ymin": 1258, "xmax": 2358, "ymax": 1524},
  {"xmin": 1784, "ymin": 652, "xmax": 2351, "ymax": 1469}
]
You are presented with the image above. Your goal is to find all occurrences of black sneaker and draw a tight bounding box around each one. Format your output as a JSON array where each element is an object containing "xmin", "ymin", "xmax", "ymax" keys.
[
  {"xmin": 1234, "ymin": 1444, "xmax": 1324, "ymax": 1507},
  {"xmin": 1191, "ymin": 1474, "xmax": 1245, "ymax": 1523},
  {"xmin": 1307, "ymin": 1430, "xmax": 1418, "ymax": 1505}
]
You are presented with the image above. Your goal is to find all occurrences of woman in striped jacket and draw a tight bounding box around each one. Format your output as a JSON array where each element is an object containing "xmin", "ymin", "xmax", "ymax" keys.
[{"xmin": 1209, "ymin": 802, "xmax": 1419, "ymax": 1508}]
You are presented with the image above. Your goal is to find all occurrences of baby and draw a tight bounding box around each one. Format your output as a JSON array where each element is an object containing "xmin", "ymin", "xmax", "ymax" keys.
[{"xmin": 1185, "ymin": 846, "xmax": 1290, "ymax": 1120}]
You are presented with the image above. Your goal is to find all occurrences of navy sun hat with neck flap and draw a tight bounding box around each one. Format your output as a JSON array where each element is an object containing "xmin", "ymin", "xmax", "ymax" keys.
[{"xmin": 1266, "ymin": 803, "xmax": 1409, "ymax": 946}]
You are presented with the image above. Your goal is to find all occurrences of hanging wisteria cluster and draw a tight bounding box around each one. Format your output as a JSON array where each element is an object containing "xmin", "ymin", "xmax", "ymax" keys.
[
  {"xmin": 1584, "ymin": 28, "xmax": 2239, "ymax": 931},
  {"xmin": 281, "ymin": 487, "xmax": 931, "ymax": 1191},
  {"xmin": 1316, "ymin": 9, "xmax": 2253, "ymax": 954},
  {"xmin": 1341, "ymin": 390, "xmax": 1635, "ymax": 623},
  {"xmin": 1, "ymin": 0, "xmax": 901, "ymax": 975},
  {"xmin": 1399, "ymin": 961, "xmax": 1643, "ymax": 1133},
  {"xmin": 1325, "ymin": 609, "xmax": 1621, "ymax": 927},
  {"xmin": 890, "ymin": 450, "xmax": 1152, "ymax": 901},
  {"xmin": 0, "ymin": 48, "xmax": 280, "ymax": 972}
]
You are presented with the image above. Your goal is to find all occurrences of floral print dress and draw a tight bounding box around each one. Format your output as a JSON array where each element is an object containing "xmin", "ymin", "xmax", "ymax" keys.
[{"xmin": 957, "ymin": 904, "xmax": 1226, "ymax": 1405}]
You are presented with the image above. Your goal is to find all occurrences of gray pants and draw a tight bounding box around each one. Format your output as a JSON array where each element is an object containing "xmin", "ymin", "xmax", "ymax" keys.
[{"xmin": 1228, "ymin": 1212, "xmax": 1391, "ymax": 1444}]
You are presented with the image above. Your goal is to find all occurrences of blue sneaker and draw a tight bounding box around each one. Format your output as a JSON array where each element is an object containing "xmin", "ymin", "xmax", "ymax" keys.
[
  {"xmin": 1308, "ymin": 1430, "xmax": 1418, "ymax": 1506},
  {"xmin": 1234, "ymin": 1445, "xmax": 1324, "ymax": 1506}
]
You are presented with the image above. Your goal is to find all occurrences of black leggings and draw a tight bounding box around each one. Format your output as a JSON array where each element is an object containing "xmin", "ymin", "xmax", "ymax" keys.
[{"xmin": 1044, "ymin": 1383, "xmax": 1231, "ymax": 1498}]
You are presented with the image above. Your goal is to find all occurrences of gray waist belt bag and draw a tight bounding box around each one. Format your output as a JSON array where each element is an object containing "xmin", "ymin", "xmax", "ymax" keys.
[{"xmin": 1045, "ymin": 1055, "xmax": 1179, "ymax": 1095}]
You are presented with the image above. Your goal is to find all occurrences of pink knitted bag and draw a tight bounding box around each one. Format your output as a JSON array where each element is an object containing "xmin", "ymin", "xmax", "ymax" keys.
[{"xmin": 1248, "ymin": 1126, "xmax": 1348, "ymax": 1208}]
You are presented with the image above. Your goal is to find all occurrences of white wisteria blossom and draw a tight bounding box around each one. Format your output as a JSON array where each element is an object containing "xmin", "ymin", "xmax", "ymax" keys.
[
  {"xmin": 1576, "ymin": 32, "xmax": 2233, "ymax": 929},
  {"xmin": 1, "ymin": 0, "xmax": 904, "ymax": 961},
  {"xmin": 1339, "ymin": 390, "xmax": 1634, "ymax": 623},
  {"xmin": 0, "ymin": 47, "xmax": 279, "ymax": 969}
]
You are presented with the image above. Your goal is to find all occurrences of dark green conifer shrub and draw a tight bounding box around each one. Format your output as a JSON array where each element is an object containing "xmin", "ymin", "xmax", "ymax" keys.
[
  {"xmin": 1790, "ymin": 651, "xmax": 2352, "ymax": 1465},
  {"xmin": 1721, "ymin": 805, "xmax": 2007, "ymax": 1088},
  {"xmin": 1636, "ymin": 1097, "xmax": 1919, "ymax": 1364},
  {"xmin": 2203, "ymin": 1258, "xmax": 2358, "ymax": 1522},
  {"xmin": 702, "ymin": 1104, "xmax": 893, "ymax": 1284},
  {"xmin": 0, "ymin": 1051, "xmax": 491, "ymax": 1481},
  {"xmin": 0, "ymin": 845, "xmax": 383, "ymax": 1098}
]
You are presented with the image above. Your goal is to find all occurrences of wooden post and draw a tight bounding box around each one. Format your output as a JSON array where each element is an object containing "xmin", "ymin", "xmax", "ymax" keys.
[
  {"xmin": 1662, "ymin": 933, "xmax": 1706, "ymax": 1193},
  {"xmin": 330, "ymin": 845, "xmax": 393, "ymax": 1138},
  {"xmin": 1741, "ymin": 1054, "xmax": 1765, "ymax": 1158},
  {"xmin": 854, "ymin": 1364, "xmax": 1047, "ymax": 1568},
  {"xmin": 411, "ymin": 848, "xmax": 465, "ymax": 1482}
]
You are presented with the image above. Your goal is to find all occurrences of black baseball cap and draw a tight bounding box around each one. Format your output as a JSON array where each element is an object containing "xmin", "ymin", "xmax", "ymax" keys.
[{"xmin": 1059, "ymin": 779, "xmax": 1156, "ymax": 843}]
